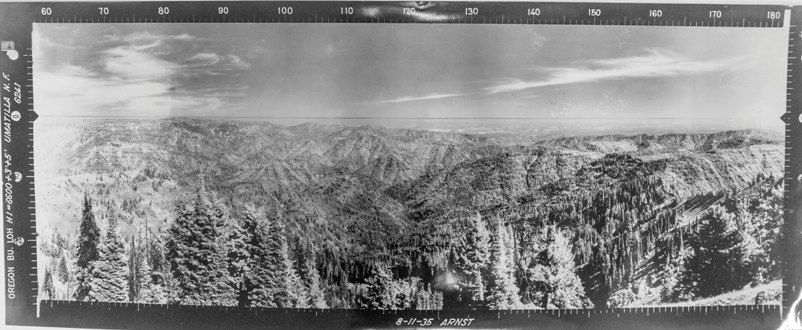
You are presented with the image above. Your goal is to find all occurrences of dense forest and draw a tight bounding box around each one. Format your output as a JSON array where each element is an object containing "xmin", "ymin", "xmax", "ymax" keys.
[{"xmin": 36, "ymin": 120, "xmax": 784, "ymax": 308}]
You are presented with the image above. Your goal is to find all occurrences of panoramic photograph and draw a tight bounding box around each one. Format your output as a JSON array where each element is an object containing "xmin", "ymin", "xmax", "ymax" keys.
[{"xmin": 33, "ymin": 23, "xmax": 786, "ymax": 309}]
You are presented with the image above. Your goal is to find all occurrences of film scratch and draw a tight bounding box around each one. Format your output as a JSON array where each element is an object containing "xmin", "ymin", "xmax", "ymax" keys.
[{"xmin": 1, "ymin": 1, "xmax": 802, "ymax": 329}]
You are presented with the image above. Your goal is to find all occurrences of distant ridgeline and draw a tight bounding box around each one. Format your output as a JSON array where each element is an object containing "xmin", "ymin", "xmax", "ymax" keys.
[{"xmin": 35, "ymin": 120, "xmax": 784, "ymax": 309}]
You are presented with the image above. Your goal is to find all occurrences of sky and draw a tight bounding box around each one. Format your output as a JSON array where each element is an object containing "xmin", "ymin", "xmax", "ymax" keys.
[{"xmin": 32, "ymin": 23, "xmax": 788, "ymax": 132}]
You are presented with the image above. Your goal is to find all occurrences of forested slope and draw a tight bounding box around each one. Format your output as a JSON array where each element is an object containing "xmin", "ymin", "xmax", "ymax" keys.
[{"xmin": 35, "ymin": 119, "xmax": 784, "ymax": 308}]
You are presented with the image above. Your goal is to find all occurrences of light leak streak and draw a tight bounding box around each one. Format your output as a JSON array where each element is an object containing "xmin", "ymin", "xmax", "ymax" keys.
[{"xmin": 778, "ymin": 291, "xmax": 802, "ymax": 329}]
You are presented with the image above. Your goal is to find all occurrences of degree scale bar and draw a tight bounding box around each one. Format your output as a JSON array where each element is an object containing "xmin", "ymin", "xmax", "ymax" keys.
[{"xmin": 22, "ymin": 2, "xmax": 789, "ymax": 27}]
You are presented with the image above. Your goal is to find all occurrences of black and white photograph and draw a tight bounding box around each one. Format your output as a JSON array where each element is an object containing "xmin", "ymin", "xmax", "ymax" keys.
[{"xmin": 32, "ymin": 22, "xmax": 787, "ymax": 310}]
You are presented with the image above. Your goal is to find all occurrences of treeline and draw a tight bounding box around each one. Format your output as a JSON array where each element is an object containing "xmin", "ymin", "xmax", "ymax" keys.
[
  {"xmin": 40, "ymin": 186, "xmax": 596, "ymax": 310},
  {"xmin": 40, "ymin": 186, "xmax": 445, "ymax": 309},
  {"xmin": 41, "ymin": 188, "xmax": 332, "ymax": 307}
]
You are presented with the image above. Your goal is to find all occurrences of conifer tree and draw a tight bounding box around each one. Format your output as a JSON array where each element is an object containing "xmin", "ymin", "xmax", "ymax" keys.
[
  {"xmin": 276, "ymin": 224, "xmax": 304, "ymax": 308},
  {"xmin": 485, "ymin": 220, "xmax": 521, "ymax": 309},
  {"xmin": 227, "ymin": 210, "xmax": 251, "ymax": 307},
  {"xmin": 87, "ymin": 217, "xmax": 129, "ymax": 302},
  {"xmin": 296, "ymin": 246, "xmax": 327, "ymax": 308},
  {"xmin": 166, "ymin": 185, "xmax": 237, "ymax": 306},
  {"xmin": 149, "ymin": 232, "xmax": 167, "ymax": 286},
  {"xmin": 682, "ymin": 205, "xmax": 750, "ymax": 298},
  {"xmin": 128, "ymin": 239, "xmax": 141, "ymax": 302},
  {"xmin": 126, "ymin": 234, "xmax": 165, "ymax": 304},
  {"xmin": 137, "ymin": 255, "xmax": 165, "ymax": 304},
  {"xmin": 42, "ymin": 268, "xmax": 55, "ymax": 300},
  {"xmin": 237, "ymin": 209, "xmax": 277, "ymax": 307},
  {"xmin": 357, "ymin": 263, "xmax": 395, "ymax": 310},
  {"xmin": 524, "ymin": 226, "xmax": 592, "ymax": 309},
  {"xmin": 74, "ymin": 194, "xmax": 100, "ymax": 301},
  {"xmin": 57, "ymin": 254, "xmax": 69, "ymax": 283},
  {"xmin": 414, "ymin": 283, "xmax": 439, "ymax": 310},
  {"xmin": 238, "ymin": 206, "xmax": 301, "ymax": 308},
  {"xmin": 453, "ymin": 213, "xmax": 490, "ymax": 305}
]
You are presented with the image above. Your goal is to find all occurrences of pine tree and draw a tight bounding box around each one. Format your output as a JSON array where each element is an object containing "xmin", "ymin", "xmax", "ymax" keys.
[
  {"xmin": 149, "ymin": 232, "xmax": 167, "ymax": 286},
  {"xmin": 276, "ymin": 223, "xmax": 303, "ymax": 308},
  {"xmin": 87, "ymin": 217, "xmax": 129, "ymax": 302},
  {"xmin": 524, "ymin": 226, "xmax": 592, "ymax": 309},
  {"xmin": 682, "ymin": 205, "xmax": 750, "ymax": 298},
  {"xmin": 137, "ymin": 255, "xmax": 165, "ymax": 304},
  {"xmin": 237, "ymin": 206, "xmax": 301, "ymax": 307},
  {"xmin": 238, "ymin": 209, "xmax": 278, "ymax": 307},
  {"xmin": 296, "ymin": 246, "xmax": 327, "ymax": 308},
  {"xmin": 414, "ymin": 283, "xmax": 440, "ymax": 310},
  {"xmin": 357, "ymin": 263, "xmax": 395, "ymax": 310},
  {"xmin": 166, "ymin": 185, "xmax": 237, "ymax": 306},
  {"xmin": 74, "ymin": 194, "xmax": 101, "ymax": 301},
  {"xmin": 57, "ymin": 254, "xmax": 69, "ymax": 283},
  {"xmin": 485, "ymin": 220, "xmax": 521, "ymax": 309},
  {"xmin": 227, "ymin": 210, "xmax": 252, "ymax": 307},
  {"xmin": 453, "ymin": 213, "xmax": 490, "ymax": 306},
  {"xmin": 128, "ymin": 239, "xmax": 141, "ymax": 302},
  {"xmin": 126, "ymin": 234, "xmax": 165, "ymax": 304},
  {"xmin": 42, "ymin": 268, "xmax": 55, "ymax": 300}
]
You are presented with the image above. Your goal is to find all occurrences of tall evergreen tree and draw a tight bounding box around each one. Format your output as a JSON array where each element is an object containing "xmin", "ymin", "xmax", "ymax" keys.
[
  {"xmin": 87, "ymin": 217, "xmax": 129, "ymax": 302},
  {"xmin": 235, "ymin": 206, "xmax": 301, "ymax": 307},
  {"xmin": 74, "ymin": 194, "xmax": 100, "ymax": 301},
  {"xmin": 237, "ymin": 209, "xmax": 276, "ymax": 307},
  {"xmin": 166, "ymin": 185, "xmax": 237, "ymax": 306},
  {"xmin": 414, "ymin": 283, "xmax": 443, "ymax": 310},
  {"xmin": 137, "ymin": 255, "xmax": 165, "ymax": 304},
  {"xmin": 278, "ymin": 239, "xmax": 304, "ymax": 308},
  {"xmin": 128, "ymin": 239, "xmax": 141, "ymax": 302},
  {"xmin": 296, "ymin": 246, "xmax": 327, "ymax": 308},
  {"xmin": 485, "ymin": 220, "xmax": 521, "ymax": 309},
  {"xmin": 127, "ymin": 234, "xmax": 164, "ymax": 303},
  {"xmin": 42, "ymin": 268, "xmax": 55, "ymax": 300},
  {"xmin": 453, "ymin": 213, "xmax": 490, "ymax": 305},
  {"xmin": 524, "ymin": 226, "xmax": 592, "ymax": 309},
  {"xmin": 227, "ymin": 210, "xmax": 252, "ymax": 307},
  {"xmin": 682, "ymin": 205, "xmax": 750, "ymax": 298},
  {"xmin": 149, "ymin": 231, "xmax": 168, "ymax": 287},
  {"xmin": 57, "ymin": 254, "xmax": 69, "ymax": 283},
  {"xmin": 356, "ymin": 263, "xmax": 395, "ymax": 310}
]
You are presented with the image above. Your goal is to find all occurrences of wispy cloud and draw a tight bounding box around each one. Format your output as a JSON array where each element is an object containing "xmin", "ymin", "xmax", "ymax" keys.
[
  {"xmin": 35, "ymin": 30, "xmax": 249, "ymax": 117},
  {"xmin": 102, "ymin": 46, "xmax": 177, "ymax": 81},
  {"xmin": 124, "ymin": 31, "xmax": 198, "ymax": 43},
  {"xmin": 485, "ymin": 50, "xmax": 749, "ymax": 94},
  {"xmin": 371, "ymin": 50, "xmax": 742, "ymax": 105},
  {"xmin": 373, "ymin": 92, "xmax": 464, "ymax": 104},
  {"xmin": 184, "ymin": 52, "xmax": 250, "ymax": 70}
]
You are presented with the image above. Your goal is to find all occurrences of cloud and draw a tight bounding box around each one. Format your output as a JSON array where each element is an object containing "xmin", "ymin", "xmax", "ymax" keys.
[
  {"xmin": 124, "ymin": 31, "xmax": 198, "ymax": 43},
  {"xmin": 373, "ymin": 92, "xmax": 464, "ymax": 104},
  {"xmin": 226, "ymin": 54, "xmax": 250, "ymax": 69},
  {"xmin": 372, "ymin": 50, "xmax": 740, "ymax": 105},
  {"xmin": 35, "ymin": 63, "xmax": 175, "ymax": 116},
  {"xmin": 184, "ymin": 52, "xmax": 251, "ymax": 70},
  {"xmin": 102, "ymin": 46, "xmax": 177, "ymax": 81},
  {"xmin": 185, "ymin": 52, "xmax": 225, "ymax": 66},
  {"xmin": 35, "ymin": 39, "xmax": 245, "ymax": 117},
  {"xmin": 485, "ymin": 50, "xmax": 748, "ymax": 94}
]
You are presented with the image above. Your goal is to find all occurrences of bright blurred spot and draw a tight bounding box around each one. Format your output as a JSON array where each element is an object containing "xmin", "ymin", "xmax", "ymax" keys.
[{"xmin": 778, "ymin": 292, "xmax": 802, "ymax": 330}]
